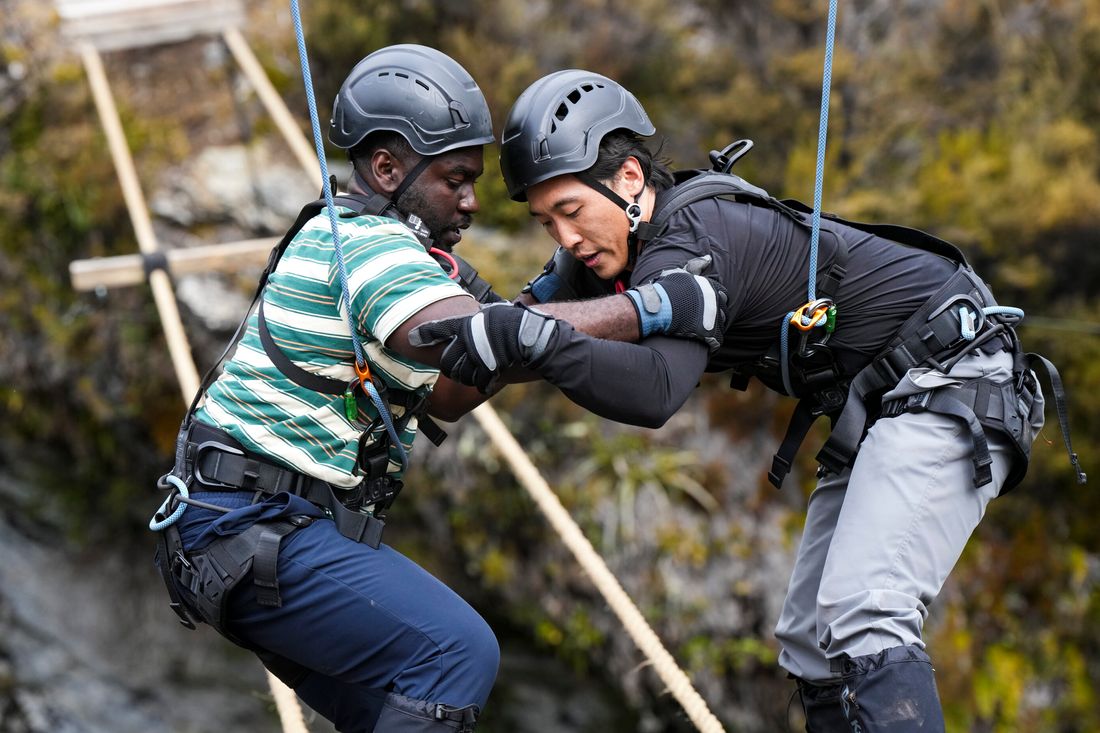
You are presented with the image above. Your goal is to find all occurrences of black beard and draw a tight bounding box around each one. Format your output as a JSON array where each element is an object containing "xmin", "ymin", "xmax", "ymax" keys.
[{"xmin": 397, "ymin": 185, "xmax": 453, "ymax": 244}]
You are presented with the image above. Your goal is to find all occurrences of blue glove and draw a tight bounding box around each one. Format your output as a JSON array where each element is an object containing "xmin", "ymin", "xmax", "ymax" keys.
[
  {"xmin": 624, "ymin": 255, "xmax": 728, "ymax": 352},
  {"xmin": 521, "ymin": 246, "xmax": 610, "ymax": 302}
]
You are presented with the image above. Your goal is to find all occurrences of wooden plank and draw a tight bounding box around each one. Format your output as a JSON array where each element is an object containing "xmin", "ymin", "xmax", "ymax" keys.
[
  {"xmin": 223, "ymin": 28, "xmax": 320, "ymax": 179},
  {"xmin": 80, "ymin": 41, "xmax": 200, "ymax": 400},
  {"xmin": 70, "ymin": 237, "xmax": 277, "ymax": 291},
  {"xmin": 57, "ymin": 0, "xmax": 244, "ymax": 51}
]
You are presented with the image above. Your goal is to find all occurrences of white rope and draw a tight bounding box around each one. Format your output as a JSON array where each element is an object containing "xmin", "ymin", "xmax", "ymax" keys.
[{"xmin": 472, "ymin": 405, "xmax": 726, "ymax": 733}]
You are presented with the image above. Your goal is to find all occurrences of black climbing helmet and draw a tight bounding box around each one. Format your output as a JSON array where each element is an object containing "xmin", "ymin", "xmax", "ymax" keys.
[
  {"xmin": 499, "ymin": 69, "xmax": 655, "ymax": 202},
  {"xmin": 329, "ymin": 44, "xmax": 494, "ymax": 155}
]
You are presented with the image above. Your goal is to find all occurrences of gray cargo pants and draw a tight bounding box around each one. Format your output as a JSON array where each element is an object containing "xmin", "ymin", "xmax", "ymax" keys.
[{"xmin": 775, "ymin": 349, "xmax": 1043, "ymax": 682}]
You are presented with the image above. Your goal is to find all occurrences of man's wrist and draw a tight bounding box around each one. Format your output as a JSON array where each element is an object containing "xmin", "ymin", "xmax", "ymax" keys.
[{"xmin": 625, "ymin": 284, "xmax": 673, "ymax": 337}]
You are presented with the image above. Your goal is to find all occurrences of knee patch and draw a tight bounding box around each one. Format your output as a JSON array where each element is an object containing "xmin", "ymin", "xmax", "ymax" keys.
[{"xmin": 838, "ymin": 645, "xmax": 945, "ymax": 732}]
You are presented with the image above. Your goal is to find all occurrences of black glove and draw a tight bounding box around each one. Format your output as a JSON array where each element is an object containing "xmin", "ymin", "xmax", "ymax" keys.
[
  {"xmin": 624, "ymin": 255, "xmax": 728, "ymax": 352},
  {"xmin": 409, "ymin": 303, "xmax": 562, "ymax": 393},
  {"xmin": 521, "ymin": 246, "xmax": 610, "ymax": 302}
]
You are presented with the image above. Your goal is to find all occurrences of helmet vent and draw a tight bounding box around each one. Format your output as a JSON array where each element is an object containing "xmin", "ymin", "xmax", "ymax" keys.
[
  {"xmin": 555, "ymin": 102, "xmax": 569, "ymax": 121},
  {"xmin": 567, "ymin": 89, "xmax": 581, "ymax": 104},
  {"xmin": 415, "ymin": 79, "xmax": 430, "ymax": 91}
]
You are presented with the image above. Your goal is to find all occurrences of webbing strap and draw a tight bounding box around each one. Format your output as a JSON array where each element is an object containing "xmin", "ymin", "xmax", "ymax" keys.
[
  {"xmin": 205, "ymin": 520, "xmax": 302, "ymax": 608},
  {"xmin": 154, "ymin": 526, "xmax": 198, "ymax": 629},
  {"xmin": 390, "ymin": 154, "xmax": 435, "ymax": 208},
  {"xmin": 919, "ymin": 391, "xmax": 994, "ymax": 487},
  {"xmin": 1026, "ymin": 353, "xmax": 1088, "ymax": 484},
  {"xmin": 815, "ymin": 367, "xmax": 881, "ymax": 475},
  {"xmin": 258, "ymin": 300, "xmax": 345, "ymax": 395},
  {"xmin": 768, "ymin": 400, "xmax": 820, "ymax": 488}
]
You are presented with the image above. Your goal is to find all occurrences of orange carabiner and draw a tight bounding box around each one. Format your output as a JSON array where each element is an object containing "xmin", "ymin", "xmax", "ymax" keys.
[
  {"xmin": 790, "ymin": 298, "xmax": 832, "ymax": 332},
  {"xmin": 354, "ymin": 359, "xmax": 373, "ymax": 388}
]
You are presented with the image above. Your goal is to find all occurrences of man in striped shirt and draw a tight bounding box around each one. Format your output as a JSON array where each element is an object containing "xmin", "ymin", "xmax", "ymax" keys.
[{"xmin": 165, "ymin": 46, "xmax": 505, "ymax": 732}]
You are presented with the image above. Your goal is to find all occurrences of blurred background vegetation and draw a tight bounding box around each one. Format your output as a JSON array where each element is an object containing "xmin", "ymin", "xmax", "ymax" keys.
[{"xmin": 1, "ymin": 0, "xmax": 1098, "ymax": 731}]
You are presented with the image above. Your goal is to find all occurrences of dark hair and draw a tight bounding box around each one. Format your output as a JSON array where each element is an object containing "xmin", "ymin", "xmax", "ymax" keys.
[
  {"xmin": 585, "ymin": 130, "xmax": 674, "ymax": 193},
  {"xmin": 348, "ymin": 130, "xmax": 418, "ymax": 178}
]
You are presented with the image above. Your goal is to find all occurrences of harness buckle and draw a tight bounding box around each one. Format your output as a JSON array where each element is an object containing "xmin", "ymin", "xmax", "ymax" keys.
[
  {"xmin": 625, "ymin": 202, "xmax": 643, "ymax": 233},
  {"xmin": 191, "ymin": 440, "xmax": 245, "ymax": 490},
  {"xmin": 906, "ymin": 391, "xmax": 932, "ymax": 413}
]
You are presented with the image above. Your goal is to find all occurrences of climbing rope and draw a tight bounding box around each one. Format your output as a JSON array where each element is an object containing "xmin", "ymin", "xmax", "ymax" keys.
[
  {"xmin": 288, "ymin": 0, "xmax": 408, "ymax": 471},
  {"xmin": 779, "ymin": 0, "xmax": 840, "ymax": 396},
  {"xmin": 807, "ymin": 0, "xmax": 839, "ymax": 303}
]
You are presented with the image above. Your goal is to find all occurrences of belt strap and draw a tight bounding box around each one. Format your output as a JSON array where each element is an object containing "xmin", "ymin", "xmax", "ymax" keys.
[
  {"xmin": 769, "ymin": 400, "xmax": 819, "ymax": 488},
  {"xmin": 188, "ymin": 422, "xmax": 393, "ymax": 548}
]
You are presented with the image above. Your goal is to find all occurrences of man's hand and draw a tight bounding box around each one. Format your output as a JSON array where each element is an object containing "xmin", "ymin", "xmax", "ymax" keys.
[
  {"xmin": 624, "ymin": 255, "xmax": 728, "ymax": 352},
  {"xmin": 409, "ymin": 303, "xmax": 562, "ymax": 393}
]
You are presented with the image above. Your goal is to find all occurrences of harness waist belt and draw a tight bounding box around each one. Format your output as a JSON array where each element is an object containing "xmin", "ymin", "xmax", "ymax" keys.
[{"xmin": 184, "ymin": 421, "xmax": 393, "ymax": 548}]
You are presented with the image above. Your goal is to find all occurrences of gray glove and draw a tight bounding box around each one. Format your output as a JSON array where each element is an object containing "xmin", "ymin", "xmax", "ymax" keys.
[
  {"xmin": 409, "ymin": 303, "xmax": 562, "ymax": 393},
  {"xmin": 624, "ymin": 255, "xmax": 728, "ymax": 352}
]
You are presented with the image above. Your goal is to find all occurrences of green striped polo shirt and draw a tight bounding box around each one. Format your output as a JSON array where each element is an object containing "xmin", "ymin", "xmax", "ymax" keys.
[{"xmin": 196, "ymin": 209, "xmax": 467, "ymax": 487}]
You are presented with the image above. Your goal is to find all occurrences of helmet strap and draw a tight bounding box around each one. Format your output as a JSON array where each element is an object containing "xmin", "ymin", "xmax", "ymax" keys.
[
  {"xmin": 575, "ymin": 170, "xmax": 647, "ymax": 268},
  {"xmin": 391, "ymin": 154, "xmax": 436, "ymax": 208}
]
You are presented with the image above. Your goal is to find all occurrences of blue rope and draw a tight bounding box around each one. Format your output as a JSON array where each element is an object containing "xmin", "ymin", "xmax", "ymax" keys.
[
  {"xmin": 149, "ymin": 474, "xmax": 189, "ymax": 531},
  {"xmin": 807, "ymin": 0, "xmax": 839, "ymax": 303},
  {"xmin": 983, "ymin": 306, "xmax": 1025, "ymax": 320},
  {"xmin": 289, "ymin": 0, "xmax": 407, "ymax": 471},
  {"xmin": 777, "ymin": 0, "xmax": 840, "ymax": 394}
]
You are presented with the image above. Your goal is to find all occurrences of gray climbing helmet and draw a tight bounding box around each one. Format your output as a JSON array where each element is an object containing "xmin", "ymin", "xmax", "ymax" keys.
[
  {"xmin": 329, "ymin": 44, "xmax": 494, "ymax": 155},
  {"xmin": 499, "ymin": 69, "xmax": 655, "ymax": 201}
]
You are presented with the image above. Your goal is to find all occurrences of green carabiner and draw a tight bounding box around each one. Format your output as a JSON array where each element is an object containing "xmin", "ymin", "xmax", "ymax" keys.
[{"xmin": 344, "ymin": 381, "xmax": 359, "ymax": 422}]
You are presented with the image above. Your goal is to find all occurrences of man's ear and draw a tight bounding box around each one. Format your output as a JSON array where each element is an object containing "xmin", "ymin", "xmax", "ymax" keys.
[
  {"xmin": 617, "ymin": 156, "xmax": 646, "ymax": 199},
  {"xmin": 370, "ymin": 148, "xmax": 403, "ymax": 196}
]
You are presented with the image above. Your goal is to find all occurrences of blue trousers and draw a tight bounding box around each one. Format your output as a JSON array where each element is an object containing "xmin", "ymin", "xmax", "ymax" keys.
[{"xmin": 176, "ymin": 491, "xmax": 500, "ymax": 732}]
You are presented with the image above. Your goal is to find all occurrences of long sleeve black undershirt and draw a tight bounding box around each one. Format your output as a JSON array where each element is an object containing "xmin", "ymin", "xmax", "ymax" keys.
[{"xmin": 534, "ymin": 324, "xmax": 710, "ymax": 428}]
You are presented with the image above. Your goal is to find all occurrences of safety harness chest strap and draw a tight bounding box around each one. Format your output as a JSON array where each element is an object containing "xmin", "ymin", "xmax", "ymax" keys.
[{"xmin": 256, "ymin": 299, "xmax": 446, "ymax": 448}]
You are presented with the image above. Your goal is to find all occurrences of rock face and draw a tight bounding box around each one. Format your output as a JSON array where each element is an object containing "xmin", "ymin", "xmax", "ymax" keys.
[{"xmin": 0, "ymin": 474, "xmax": 281, "ymax": 733}]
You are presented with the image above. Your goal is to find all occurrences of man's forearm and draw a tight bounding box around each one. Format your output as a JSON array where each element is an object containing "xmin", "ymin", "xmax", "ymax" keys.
[{"xmin": 529, "ymin": 295, "xmax": 641, "ymax": 342}]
